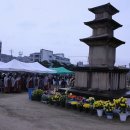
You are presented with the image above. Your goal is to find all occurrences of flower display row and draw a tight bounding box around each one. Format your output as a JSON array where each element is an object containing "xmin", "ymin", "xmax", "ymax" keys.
[{"xmin": 30, "ymin": 89, "xmax": 129, "ymax": 122}]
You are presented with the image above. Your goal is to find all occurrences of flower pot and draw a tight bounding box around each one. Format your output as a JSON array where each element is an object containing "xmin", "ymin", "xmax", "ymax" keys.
[
  {"xmin": 119, "ymin": 113, "xmax": 127, "ymax": 122},
  {"xmin": 97, "ymin": 109, "xmax": 103, "ymax": 117},
  {"xmin": 41, "ymin": 101, "xmax": 48, "ymax": 104},
  {"xmin": 106, "ymin": 113, "xmax": 113, "ymax": 120}
]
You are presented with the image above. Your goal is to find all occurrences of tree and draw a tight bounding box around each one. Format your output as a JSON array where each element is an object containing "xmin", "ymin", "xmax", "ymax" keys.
[
  {"xmin": 51, "ymin": 60, "xmax": 62, "ymax": 68},
  {"xmin": 65, "ymin": 64, "xmax": 75, "ymax": 70},
  {"xmin": 40, "ymin": 60, "xmax": 51, "ymax": 68}
]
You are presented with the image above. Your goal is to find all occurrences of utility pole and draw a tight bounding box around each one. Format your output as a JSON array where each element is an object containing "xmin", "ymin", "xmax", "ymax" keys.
[{"xmin": 9, "ymin": 49, "xmax": 13, "ymax": 59}]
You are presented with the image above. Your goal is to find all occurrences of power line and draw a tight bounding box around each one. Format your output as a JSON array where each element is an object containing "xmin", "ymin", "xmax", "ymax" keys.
[{"xmin": 68, "ymin": 56, "xmax": 87, "ymax": 58}]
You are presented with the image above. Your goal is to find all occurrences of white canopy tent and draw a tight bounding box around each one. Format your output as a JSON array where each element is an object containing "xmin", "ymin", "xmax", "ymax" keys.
[
  {"xmin": 26, "ymin": 62, "xmax": 55, "ymax": 74},
  {"xmin": 0, "ymin": 59, "xmax": 56, "ymax": 74},
  {"xmin": 0, "ymin": 61, "xmax": 5, "ymax": 65},
  {"xmin": 0, "ymin": 59, "xmax": 29, "ymax": 72}
]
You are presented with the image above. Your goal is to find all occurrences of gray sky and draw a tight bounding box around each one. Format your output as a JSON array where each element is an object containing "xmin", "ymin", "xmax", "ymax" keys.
[{"xmin": 0, "ymin": 0, "xmax": 129, "ymax": 65}]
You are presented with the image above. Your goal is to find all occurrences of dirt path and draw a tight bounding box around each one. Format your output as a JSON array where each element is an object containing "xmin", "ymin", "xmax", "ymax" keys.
[{"xmin": 0, "ymin": 93, "xmax": 130, "ymax": 130}]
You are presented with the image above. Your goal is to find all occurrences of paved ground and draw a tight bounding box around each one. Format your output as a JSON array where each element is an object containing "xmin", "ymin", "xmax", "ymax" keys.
[{"xmin": 0, "ymin": 93, "xmax": 130, "ymax": 130}]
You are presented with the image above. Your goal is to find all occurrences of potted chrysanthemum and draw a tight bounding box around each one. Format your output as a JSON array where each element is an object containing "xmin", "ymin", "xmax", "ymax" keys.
[
  {"xmin": 118, "ymin": 97, "xmax": 128, "ymax": 122},
  {"xmin": 104, "ymin": 101, "xmax": 115, "ymax": 119},
  {"xmin": 69, "ymin": 101, "xmax": 79, "ymax": 109},
  {"xmin": 113, "ymin": 98, "xmax": 120, "ymax": 113},
  {"xmin": 31, "ymin": 89, "xmax": 44, "ymax": 101},
  {"xmin": 83, "ymin": 103, "xmax": 91, "ymax": 112},
  {"xmin": 52, "ymin": 92, "xmax": 62, "ymax": 106},
  {"xmin": 94, "ymin": 100, "xmax": 104, "ymax": 117}
]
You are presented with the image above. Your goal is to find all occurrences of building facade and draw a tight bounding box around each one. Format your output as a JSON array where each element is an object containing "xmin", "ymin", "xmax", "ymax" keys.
[
  {"xmin": 39, "ymin": 49, "xmax": 71, "ymax": 64},
  {"xmin": 30, "ymin": 52, "xmax": 41, "ymax": 62},
  {"xmin": 40, "ymin": 49, "xmax": 54, "ymax": 62},
  {"xmin": 53, "ymin": 53, "xmax": 70, "ymax": 65}
]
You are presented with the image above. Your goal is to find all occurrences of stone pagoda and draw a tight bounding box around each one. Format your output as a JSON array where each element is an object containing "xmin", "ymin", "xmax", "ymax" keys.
[{"xmin": 74, "ymin": 3, "xmax": 129, "ymax": 92}]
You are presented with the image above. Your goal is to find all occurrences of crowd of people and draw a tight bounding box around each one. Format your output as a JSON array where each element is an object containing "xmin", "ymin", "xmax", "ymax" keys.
[{"xmin": 0, "ymin": 73, "xmax": 75, "ymax": 93}]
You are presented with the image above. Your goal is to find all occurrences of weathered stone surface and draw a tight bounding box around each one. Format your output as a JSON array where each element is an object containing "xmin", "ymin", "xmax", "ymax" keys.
[
  {"xmin": 88, "ymin": 46, "xmax": 115, "ymax": 67},
  {"xmin": 74, "ymin": 67, "xmax": 128, "ymax": 91}
]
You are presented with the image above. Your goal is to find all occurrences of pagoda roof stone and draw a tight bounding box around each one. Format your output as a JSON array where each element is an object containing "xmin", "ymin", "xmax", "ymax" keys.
[
  {"xmin": 88, "ymin": 3, "xmax": 119, "ymax": 15},
  {"xmin": 80, "ymin": 35, "xmax": 125, "ymax": 47},
  {"xmin": 84, "ymin": 18, "xmax": 122, "ymax": 30}
]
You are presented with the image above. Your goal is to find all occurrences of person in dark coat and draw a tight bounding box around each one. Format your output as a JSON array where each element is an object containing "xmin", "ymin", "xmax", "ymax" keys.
[{"xmin": 61, "ymin": 78, "xmax": 66, "ymax": 88}]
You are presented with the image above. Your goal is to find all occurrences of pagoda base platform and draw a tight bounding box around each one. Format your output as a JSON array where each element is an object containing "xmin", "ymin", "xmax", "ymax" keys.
[
  {"xmin": 74, "ymin": 66, "xmax": 129, "ymax": 91},
  {"xmin": 58, "ymin": 66, "xmax": 130, "ymax": 100}
]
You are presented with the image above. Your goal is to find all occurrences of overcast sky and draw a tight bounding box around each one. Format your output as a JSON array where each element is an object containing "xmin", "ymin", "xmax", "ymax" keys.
[{"xmin": 0, "ymin": 0, "xmax": 129, "ymax": 65}]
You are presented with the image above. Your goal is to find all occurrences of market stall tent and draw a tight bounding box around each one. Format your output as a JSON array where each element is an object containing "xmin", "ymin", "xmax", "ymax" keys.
[
  {"xmin": 0, "ymin": 61, "xmax": 5, "ymax": 65},
  {"xmin": 0, "ymin": 59, "xmax": 30, "ymax": 72},
  {"xmin": 26, "ymin": 62, "xmax": 56, "ymax": 74},
  {"xmin": 0, "ymin": 59, "xmax": 56, "ymax": 73},
  {"xmin": 51, "ymin": 67, "xmax": 73, "ymax": 74}
]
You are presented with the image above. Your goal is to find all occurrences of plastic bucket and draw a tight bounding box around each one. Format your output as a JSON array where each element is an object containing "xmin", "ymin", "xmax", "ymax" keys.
[
  {"xmin": 28, "ymin": 88, "xmax": 35, "ymax": 100},
  {"xmin": 97, "ymin": 109, "xmax": 103, "ymax": 117}
]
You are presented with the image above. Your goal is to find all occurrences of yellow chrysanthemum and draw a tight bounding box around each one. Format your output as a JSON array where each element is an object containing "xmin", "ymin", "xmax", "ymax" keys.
[
  {"xmin": 83, "ymin": 103, "xmax": 90, "ymax": 108},
  {"xmin": 70, "ymin": 101, "xmax": 79, "ymax": 105}
]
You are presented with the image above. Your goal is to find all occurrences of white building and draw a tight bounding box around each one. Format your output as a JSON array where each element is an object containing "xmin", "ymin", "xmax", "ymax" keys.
[
  {"xmin": 30, "ymin": 52, "xmax": 41, "ymax": 62},
  {"xmin": 40, "ymin": 49, "xmax": 54, "ymax": 62},
  {"xmin": 29, "ymin": 49, "xmax": 71, "ymax": 64},
  {"xmin": 53, "ymin": 53, "xmax": 70, "ymax": 65}
]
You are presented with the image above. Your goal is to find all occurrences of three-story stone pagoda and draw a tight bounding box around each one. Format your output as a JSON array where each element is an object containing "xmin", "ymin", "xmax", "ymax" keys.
[{"xmin": 72, "ymin": 3, "xmax": 129, "ymax": 98}]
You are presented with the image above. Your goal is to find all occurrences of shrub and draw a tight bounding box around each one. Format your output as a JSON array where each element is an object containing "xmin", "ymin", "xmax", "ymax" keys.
[{"xmin": 32, "ymin": 89, "xmax": 44, "ymax": 101}]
